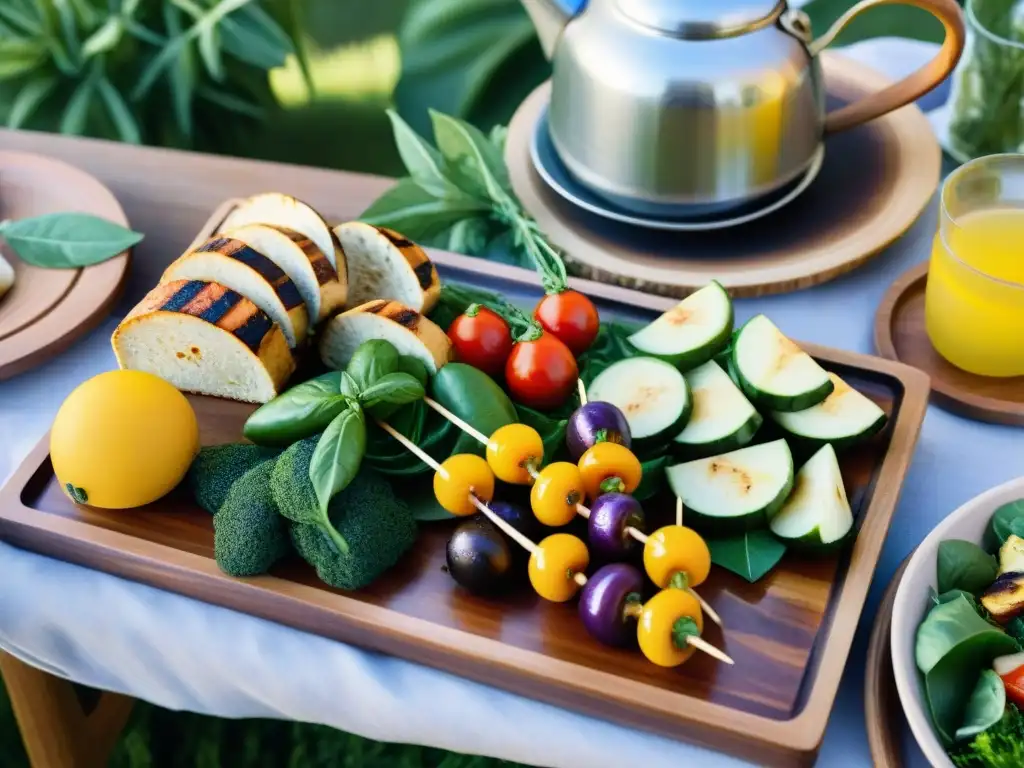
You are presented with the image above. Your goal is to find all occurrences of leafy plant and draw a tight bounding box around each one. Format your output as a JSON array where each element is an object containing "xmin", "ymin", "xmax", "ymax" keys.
[
  {"xmin": 957, "ymin": 669, "xmax": 1007, "ymax": 742},
  {"xmin": 0, "ymin": 212, "xmax": 142, "ymax": 268},
  {"xmin": 0, "ymin": 0, "xmax": 308, "ymax": 150},
  {"xmin": 938, "ymin": 539, "xmax": 999, "ymax": 595},
  {"xmin": 989, "ymin": 499, "xmax": 1024, "ymax": 548},
  {"xmin": 707, "ymin": 530, "xmax": 787, "ymax": 583},
  {"xmin": 951, "ymin": 704, "xmax": 1024, "ymax": 767}
]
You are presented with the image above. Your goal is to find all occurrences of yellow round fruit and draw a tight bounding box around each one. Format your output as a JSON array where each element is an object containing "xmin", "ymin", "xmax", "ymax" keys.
[{"xmin": 50, "ymin": 370, "xmax": 200, "ymax": 509}]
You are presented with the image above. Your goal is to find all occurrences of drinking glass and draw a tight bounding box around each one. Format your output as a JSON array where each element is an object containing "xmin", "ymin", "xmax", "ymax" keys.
[{"xmin": 925, "ymin": 153, "xmax": 1024, "ymax": 376}]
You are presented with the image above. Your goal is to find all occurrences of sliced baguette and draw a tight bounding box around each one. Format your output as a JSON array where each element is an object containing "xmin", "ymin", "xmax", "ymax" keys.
[
  {"xmin": 334, "ymin": 222, "xmax": 440, "ymax": 312},
  {"xmin": 0, "ymin": 251, "xmax": 13, "ymax": 300},
  {"xmin": 319, "ymin": 299, "xmax": 452, "ymax": 373},
  {"xmin": 219, "ymin": 192, "xmax": 343, "ymax": 272},
  {"xmin": 112, "ymin": 279, "xmax": 295, "ymax": 404},
  {"xmin": 220, "ymin": 223, "xmax": 347, "ymax": 322},
  {"xmin": 162, "ymin": 236, "xmax": 309, "ymax": 348}
]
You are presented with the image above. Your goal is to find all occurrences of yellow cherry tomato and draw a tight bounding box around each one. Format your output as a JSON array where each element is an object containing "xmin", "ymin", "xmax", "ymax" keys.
[
  {"xmin": 486, "ymin": 424, "xmax": 544, "ymax": 484},
  {"xmin": 643, "ymin": 525, "xmax": 712, "ymax": 589},
  {"xmin": 50, "ymin": 370, "xmax": 199, "ymax": 509},
  {"xmin": 530, "ymin": 462, "xmax": 584, "ymax": 527},
  {"xmin": 637, "ymin": 588, "xmax": 705, "ymax": 668},
  {"xmin": 578, "ymin": 442, "xmax": 642, "ymax": 501},
  {"xmin": 434, "ymin": 454, "xmax": 495, "ymax": 517},
  {"xmin": 528, "ymin": 533, "xmax": 589, "ymax": 602}
]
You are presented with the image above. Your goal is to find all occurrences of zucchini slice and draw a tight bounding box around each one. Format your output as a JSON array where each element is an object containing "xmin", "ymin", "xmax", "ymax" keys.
[
  {"xmin": 769, "ymin": 444, "xmax": 853, "ymax": 549},
  {"xmin": 769, "ymin": 372, "xmax": 887, "ymax": 450},
  {"xmin": 732, "ymin": 314, "xmax": 833, "ymax": 412},
  {"xmin": 588, "ymin": 357, "xmax": 691, "ymax": 450},
  {"xmin": 666, "ymin": 439, "xmax": 794, "ymax": 533},
  {"xmin": 673, "ymin": 360, "xmax": 762, "ymax": 459},
  {"xmin": 628, "ymin": 281, "xmax": 733, "ymax": 371}
]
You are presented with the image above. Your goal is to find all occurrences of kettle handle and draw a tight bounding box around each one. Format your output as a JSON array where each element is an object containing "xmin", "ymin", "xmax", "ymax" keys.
[{"xmin": 807, "ymin": 0, "xmax": 966, "ymax": 135}]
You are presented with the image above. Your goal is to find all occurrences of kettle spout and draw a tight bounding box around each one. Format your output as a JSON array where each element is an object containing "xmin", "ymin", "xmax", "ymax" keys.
[{"xmin": 521, "ymin": 0, "xmax": 577, "ymax": 59}]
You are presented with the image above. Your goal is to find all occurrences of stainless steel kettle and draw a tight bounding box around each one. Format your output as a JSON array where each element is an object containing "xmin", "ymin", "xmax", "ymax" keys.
[{"xmin": 521, "ymin": 0, "xmax": 965, "ymax": 216}]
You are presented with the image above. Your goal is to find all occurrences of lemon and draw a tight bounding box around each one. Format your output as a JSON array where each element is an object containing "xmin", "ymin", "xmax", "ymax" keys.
[{"xmin": 50, "ymin": 370, "xmax": 200, "ymax": 509}]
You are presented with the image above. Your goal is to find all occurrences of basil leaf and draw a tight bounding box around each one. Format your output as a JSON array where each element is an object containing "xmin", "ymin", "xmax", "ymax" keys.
[
  {"xmin": 360, "ymin": 178, "xmax": 490, "ymax": 241},
  {"xmin": 955, "ymin": 669, "xmax": 1006, "ymax": 742},
  {"xmin": 445, "ymin": 217, "xmax": 490, "ymax": 255},
  {"xmin": 386, "ymin": 108, "xmax": 460, "ymax": 199},
  {"xmin": 989, "ymin": 499, "xmax": 1024, "ymax": 548},
  {"xmin": 429, "ymin": 109, "xmax": 511, "ymax": 202},
  {"xmin": 346, "ymin": 340, "xmax": 399, "ymax": 390},
  {"xmin": 243, "ymin": 371, "xmax": 348, "ymax": 446},
  {"xmin": 707, "ymin": 530, "xmax": 787, "ymax": 583},
  {"xmin": 339, "ymin": 371, "xmax": 361, "ymax": 400},
  {"xmin": 397, "ymin": 356, "xmax": 429, "ymax": 389},
  {"xmin": 938, "ymin": 539, "xmax": 999, "ymax": 595},
  {"xmin": 0, "ymin": 213, "xmax": 143, "ymax": 269},
  {"xmin": 309, "ymin": 406, "xmax": 366, "ymax": 521},
  {"xmin": 360, "ymin": 372, "xmax": 426, "ymax": 420}
]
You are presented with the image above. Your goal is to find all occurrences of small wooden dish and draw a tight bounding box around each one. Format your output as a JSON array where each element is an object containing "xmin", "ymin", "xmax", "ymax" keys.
[
  {"xmin": 875, "ymin": 262, "xmax": 1024, "ymax": 427},
  {"xmin": 0, "ymin": 151, "xmax": 131, "ymax": 380},
  {"xmin": 865, "ymin": 557, "xmax": 912, "ymax": 768},
  {"xmin": 505, "ymin": 52, "xmax": 941, "ymax": 299}
]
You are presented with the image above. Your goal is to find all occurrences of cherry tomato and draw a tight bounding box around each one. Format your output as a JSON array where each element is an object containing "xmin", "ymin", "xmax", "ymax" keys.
[
  {"xmin": 535, "ymin": 290, "xmax": 600, "ymax": 356},
  {"xmin": 637, "ymin": 588, "xmax": 704, "ymax": 668},
  {"xmin": 434, "ymin": 454, "xmax": 495, "ymax": 517},
  {"xmin": 447, "ymin": 304, "xmax": 513, "ymax": 377},
  {"xmin": 486, "ymin": 424, "xmax": 544, "ymax": 484},
  {"xmin": 578, "ymin": 442, "xmax": 643, "ymax": 501},
  {"xmin": 995, "ymin": 652, "xmax": 1024, "ymax": 708},
  {"xmin": 643, "ymin": 525, "xmax": 712, "ymax": 590},
  {"xmin": 505, "ymin": 330, "xmax": 579, "ymax": 410},
  {"xmin": 529, "ymin": 533, "xmax": 590, "ymax": 602}
]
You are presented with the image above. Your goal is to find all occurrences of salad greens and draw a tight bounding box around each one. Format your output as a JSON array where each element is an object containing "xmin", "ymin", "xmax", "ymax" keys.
[{"xmin": 939, "ymin": 540, "xmax": 1000, "ymax": 595}]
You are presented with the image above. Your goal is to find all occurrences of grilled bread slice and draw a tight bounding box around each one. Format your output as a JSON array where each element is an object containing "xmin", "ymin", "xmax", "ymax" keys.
[
  {"xmin": 162, "ymin": 236, "xmax": 309, "ymax": 348},
  {"xmin": 112, "ymin": 280, "xmax": 295, "ymax": 403},
  {"xmin": 334, "ymin": 222, "xmax": 440, "ymax": 313},
  {"xmin": 219, "ymin": 193, "xmax": 344, "ymax": 272},
  {"xmin": 220, "ymin": 224, "xmax": 347, "ymax": 322},
  {"xmin": 0, "ymin": 251, "xmax": 13, "ymax": 300},
  {"xmin": 319, "ymin": 299, "xmax": 452, "ymax": 374}
]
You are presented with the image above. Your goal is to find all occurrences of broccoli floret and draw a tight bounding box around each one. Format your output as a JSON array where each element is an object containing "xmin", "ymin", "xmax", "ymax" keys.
[
  {"xmin": 213, "ymin": 459, "xmax": 292, "ymax": 577},
  {"xmin": 951, "ymin": 705, "xmax": 1024, "ymax": 768},
  {"xmin": 1007, "ymin": 617, "xmax": 1024, "ymax": 645},
  {"xmin": 271, "ymin": 437, "xmax": 417, "ymax": 590},
  {"xmin": 188, "ymin": 443, "xmax": 280, "ymax": 514}
]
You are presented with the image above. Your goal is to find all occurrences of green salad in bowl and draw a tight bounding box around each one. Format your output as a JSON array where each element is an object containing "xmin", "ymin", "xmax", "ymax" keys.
[{"xmin": 893, "ymin": 477, "xmax": 1024, "ymax": 767}]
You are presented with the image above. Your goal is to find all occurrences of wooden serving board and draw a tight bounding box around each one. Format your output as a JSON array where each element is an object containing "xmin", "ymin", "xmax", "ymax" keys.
[{"xmin": 0, "ymin": 201, "xmax": 929, "ymax": 768}]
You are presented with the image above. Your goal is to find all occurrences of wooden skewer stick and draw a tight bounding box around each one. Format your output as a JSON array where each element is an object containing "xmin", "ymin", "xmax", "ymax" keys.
[
  {"xmin": 469, "ymin": 495, "xmax": 539, "ymax": 556},
  {"xmin": 676, "ymin": 496, "xmax": 684, "ymax": 528},
  {"xmin": 689, "ymin": 591, "xmax": 722, "ymax": 628},
  {"xmin": 423, "ymin": 397, "xmax": 490, "ymax": 446},
  {"xmin": 687, "ymin": 636, "xmax": 734, "ymax": 665},
  {"xmin": 577, "ymin": 378, "xmax": 588, "ymax": 405},
  {"xmin": 377, "ymin": 419, "xmax": 446, "ymax": 475}
]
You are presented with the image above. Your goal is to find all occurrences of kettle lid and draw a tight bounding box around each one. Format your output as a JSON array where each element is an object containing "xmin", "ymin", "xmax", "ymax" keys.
[{"xmin": 615, "ymin": 0, "xmax": 785, "ymax": 39}]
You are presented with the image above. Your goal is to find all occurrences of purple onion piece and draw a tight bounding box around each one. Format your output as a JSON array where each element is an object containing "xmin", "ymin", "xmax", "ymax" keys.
[
  {"xmin": 565, "ymin": 401, "xmax": 631, "ymax": 461},
  {"xmin": 579, "ymin": 563, "xmax": 645, "ymax": 647},
  {"xmin": 588, "ymin": 493, "xmax": 645, "ymax": 561}
]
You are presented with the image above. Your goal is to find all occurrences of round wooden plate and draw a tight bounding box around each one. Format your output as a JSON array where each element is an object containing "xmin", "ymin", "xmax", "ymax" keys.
[
  {"xmin": 505, "ymin": 52, "xmax": 941, "ymax": 298},
  {"xmin": 875, "ymin": 262, "xmax": 1024, "ymax": 426},
  {"xmin": 0, "ymin": 151, "xmax": 131, "ymax": 380},
  {"xmin": 866, "ymin": 557, "xmax": 912, "ymax": 768}
]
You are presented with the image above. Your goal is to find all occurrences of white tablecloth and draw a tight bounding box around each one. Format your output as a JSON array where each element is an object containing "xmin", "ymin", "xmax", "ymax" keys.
[{"xmin": 3, "ymin": 39, "xmax": 1020, "ymax": 768}]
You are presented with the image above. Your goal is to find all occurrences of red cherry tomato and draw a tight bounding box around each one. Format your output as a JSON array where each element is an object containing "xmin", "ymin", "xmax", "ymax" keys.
[
  {"xmin": 534, "ymin": 290, "xmax": 600, "ymax": 356},
  {"xmin": 999, "ymin": 658, "xmax": 1024, "ymax": 708},
  {"xmin": 447, "ymin": 304, "xmax": 514, "ymax": 377},
  {"xmin": 506, "ymin": 330, "xmax": 579, "ymax": 410}
]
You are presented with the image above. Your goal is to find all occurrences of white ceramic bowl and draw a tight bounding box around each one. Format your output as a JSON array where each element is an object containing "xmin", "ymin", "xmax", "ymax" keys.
[{"xmin": 892, "ymin": 476, "xmax": 1024, "ymax": 767}]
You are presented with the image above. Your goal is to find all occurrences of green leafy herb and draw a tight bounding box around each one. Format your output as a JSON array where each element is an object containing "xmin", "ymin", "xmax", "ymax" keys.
[
  {"xmin": 950, "ymin": 704, "xmax": 1024, "ymax": 767},
  {"xmin": 935, "ymin": 589, "xmax": 997, "ymax": 624},
  {"xmin": 915, "ymin": 593, "xmax": 1019, "ymax": 744},
  {"xmin": 397, "ymin": 355, "xmax": 430, "ymax": 389},
  {"xmin": 243, "ymin": 371, "xmax": 349, "ymax": 446},
  {"xmin": 634, "ymin": 455, "xmax": 670, "ymax": 502},
  {"xmin": 64, "ymin": 483, "xmax": 88, "ymax": 504},
  {"xmin": 707, "ymin": 530, "xmax": 787, "ymax": 583},
  {"xmin": 939, "ymin": 540, "xmax": 1000, "ymax": 595},
  {"xmin": 339, "ymin": 371, "xmax": 361, "ymax": 401},
  {"xmin": 957, "ymin": 670, "xmax": 1007, "ymax": 742},
  {"xmin": 0, "ymin": 213, "xmax": 142, "ymax": 269},
  {"xmin": 305, "ymin": 406, "xmax": 367, "ymax": 553},
  {"xmin": 990, "ymin": 499, "xmax": 1024, "ymax": 548},
  {"xmin": 1007, "ymin": 616, "xmax": 1024, "ymax": 645},
  {"xmin": 359, "ymin": 372, "xmax": 426, "ymax": 419},
  {"xmin": 346, "ymin": 339, "xmax": 399, "ymax": 391}
]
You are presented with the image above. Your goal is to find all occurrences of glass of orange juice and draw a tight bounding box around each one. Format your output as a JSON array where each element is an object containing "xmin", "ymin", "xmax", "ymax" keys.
[{"xmin": 926, "ymin": 154, "xmax": 1024, "ymax": 377}]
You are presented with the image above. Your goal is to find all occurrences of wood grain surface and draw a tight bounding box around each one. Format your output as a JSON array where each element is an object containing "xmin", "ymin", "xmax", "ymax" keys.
[
  {"xmin": 505, "ymin": 52, "xmax": 941, "ymax": 298},
  {"xmin": 865, "ymin": 558, "xmax": 911, "ymax": 768},
  {"xmin": 0, "ymin": 151, "xmax": 131, "ymax": 380},
  {"xmin": 875, "ymin": 262, "xmax": 1024, "ymax": 426},
  {"xmin": 0, "ymin": 133, "xmax": 931, "ymax": 766}
]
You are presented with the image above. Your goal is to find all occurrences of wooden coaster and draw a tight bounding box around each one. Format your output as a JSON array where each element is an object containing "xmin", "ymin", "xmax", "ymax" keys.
[
  {"xmin": 865, "ymin": 557, "xmax": 911, "ymax": 768},
  {"xmin": 875, "ymin": 262, "xmax": 1024, "ymax": 426},
  {"xmin": 506, "ymin": 52, "xmax": 941, "ymax": 298},
  {"xmin": 0, "ymin": 151, "xmax": 131, "ymax": 380}
]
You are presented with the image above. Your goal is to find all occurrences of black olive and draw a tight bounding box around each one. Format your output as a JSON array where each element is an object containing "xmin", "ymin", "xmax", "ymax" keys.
[{"xmin": 446, "ymin": 519, "xmax": 514, "ymax": 595}]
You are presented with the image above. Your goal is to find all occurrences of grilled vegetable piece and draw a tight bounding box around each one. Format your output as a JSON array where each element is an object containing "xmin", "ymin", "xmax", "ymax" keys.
[
  {"xmin": 319, "ymin": 299, "xmax": 452, "ymax": 374},
  {"xmin": 219, "ymin": 192, "xmax": 343, "ymax": 271},
  {"xmin": 587, "ymin": 356, "xmax": 692, "ymax": 451},
  {"xmin": 213, "ymin": 458, "xmax": 291, "ymax": 577},
  {"xmin": 112, "ymin": 279, "xmax": 295, "ymax": 404},
  {"xmin": 769, "ymin": 372, "xmax": 886, "ymax": 450},
  {"xmin": 1000, "ymin": 535, "xmax": 1024, "ymax": 576},
  {"xmin": 162, "ymin": 236, "xmax": 309, "ymax": 348},
  {"xmin": 627, "ymin": 281, "xmax": 733, "ymax": 370},
  {"xmin": 732, "ymin": 314, "xmax": 833, "ymax": 412},
  {"xmin": 220, "ymin": 223, "xmax": 346, "ymax": 322},
  {"xmin": 768, "ymin": 444, "xmax": 853, "ymax": 550},
  {"xmin": 187, "ymin": 442, "xmax": 281, "ymax": 513},
  {"xmin": 982, "ymin": 571, "xmax": 1024, "ymax": 624},
  {"xmin": 673, "ymin": 360, "xmax": 761, "ymax": 459},
  {"xmin": 334, "ymin": 221, "xmax": 440, "ymax": 312}
]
